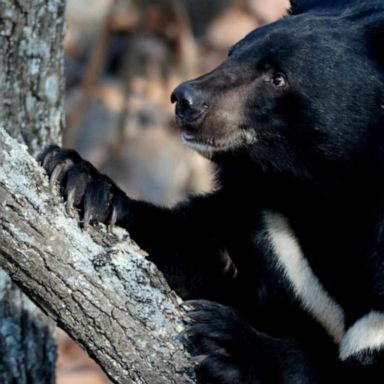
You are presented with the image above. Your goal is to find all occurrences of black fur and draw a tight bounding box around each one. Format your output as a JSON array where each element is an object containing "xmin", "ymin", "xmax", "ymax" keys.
[{"xmin": 40, "ymin": 0, "xmax": 384, "ymax": 382}]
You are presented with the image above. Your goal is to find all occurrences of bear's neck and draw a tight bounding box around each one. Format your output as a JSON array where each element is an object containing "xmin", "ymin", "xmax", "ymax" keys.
[{"xmin": 217, "ymin": 160, "xmax": 384, "ymax": 215}]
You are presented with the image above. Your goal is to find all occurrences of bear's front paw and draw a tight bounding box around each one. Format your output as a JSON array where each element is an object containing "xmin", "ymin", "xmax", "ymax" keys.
[
  {"xmin": 38, "ymin": 145, "xmax": 128, "ymax": 229},
  {"xmin": 183, "ymin": 300, "xmax": 265, "ymax": 384}
]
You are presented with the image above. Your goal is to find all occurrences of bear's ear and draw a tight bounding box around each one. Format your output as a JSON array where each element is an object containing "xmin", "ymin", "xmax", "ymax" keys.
[
  {"xmin": 366, "ymin": 19, "xmax": 384, "ymax": 66},
  {"xmin": 289, "ymin": 0, "xmax": 321, "ymax": 14},
  {"xmin": 289, "ymin": 0, "xmax": 358, "ymax": 15}
]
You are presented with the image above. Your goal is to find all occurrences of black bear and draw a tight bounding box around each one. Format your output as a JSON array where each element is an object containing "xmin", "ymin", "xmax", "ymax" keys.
[{"xmin": 40, "ymin": 0, "xmax": 384, "ymax": 382}]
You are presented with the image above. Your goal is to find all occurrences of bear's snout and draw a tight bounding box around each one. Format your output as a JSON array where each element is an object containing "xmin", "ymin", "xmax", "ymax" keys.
[{"xmin": 171, "ymin": 82, "xmax": 209, "ymax": 126}]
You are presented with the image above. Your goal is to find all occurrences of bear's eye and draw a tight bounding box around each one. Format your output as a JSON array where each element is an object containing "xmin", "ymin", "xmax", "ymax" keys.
[{"xmin": 272, "ymin": 73, "xmax": 287, "ymax": 87}]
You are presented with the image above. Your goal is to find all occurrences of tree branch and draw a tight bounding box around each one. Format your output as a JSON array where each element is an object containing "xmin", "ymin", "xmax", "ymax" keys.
[{"xmin": 0, "ymin": 128, "xmax": 196, "ymax": 384}]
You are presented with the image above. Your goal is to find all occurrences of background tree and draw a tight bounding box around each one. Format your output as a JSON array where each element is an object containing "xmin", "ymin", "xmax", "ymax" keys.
[{"xmin": 0, "ymin": 0, "xmax": 65, "ymax": 382}]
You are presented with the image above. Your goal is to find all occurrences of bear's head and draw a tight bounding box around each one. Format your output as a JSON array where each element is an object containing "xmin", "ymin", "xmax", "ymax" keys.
[{"xmin": 171, "ymin": 0, "xmax": 384, "ymax": 180}]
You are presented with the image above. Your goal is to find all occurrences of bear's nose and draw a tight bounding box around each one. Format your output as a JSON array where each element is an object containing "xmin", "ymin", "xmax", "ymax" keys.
[{"xmin": 171, "ymin": 83, "xmax": 208, "ymax": 123}]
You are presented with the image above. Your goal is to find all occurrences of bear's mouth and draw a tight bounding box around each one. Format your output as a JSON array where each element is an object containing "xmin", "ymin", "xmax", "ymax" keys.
[
  {"xmin": 181, "ymin": 131, "xmax": 219, "ymax": 154},
  {"xmin": 175, "ymin": 111, "xmax": 217, "ymax": 149},
  {"xmin": 180, "ymin": 128, "xmax": 257, "ymax": 158}
]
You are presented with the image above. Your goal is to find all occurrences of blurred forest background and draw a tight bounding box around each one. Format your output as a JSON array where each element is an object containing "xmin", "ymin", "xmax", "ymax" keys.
[{"xmin": 58, "ymin": 0, "xmax": 289, "ymax": 382}]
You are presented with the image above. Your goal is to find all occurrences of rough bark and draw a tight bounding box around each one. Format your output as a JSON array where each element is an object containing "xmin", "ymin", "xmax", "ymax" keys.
[
  {"xmin": 0, "ymin": 1, "xmax": 66, "ymax": 382},
  {"xmin": 0, "ymin": 128, "xmax": 197, "ymax": 383}
]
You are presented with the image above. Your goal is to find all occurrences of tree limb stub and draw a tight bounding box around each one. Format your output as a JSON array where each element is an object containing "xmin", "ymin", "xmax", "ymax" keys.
[{"xmin": 0, "ymin": 128, "xmax": 197, "ymax": 384}]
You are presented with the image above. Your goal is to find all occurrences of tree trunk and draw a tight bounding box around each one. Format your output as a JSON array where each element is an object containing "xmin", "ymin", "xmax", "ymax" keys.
[
  {"xmin": 0, "ymin": 128, "xmax": 197, "ymax": 383},
  {"xmin": 0, "ymin": 268, "xmax": 57, "ymax": 384},
  {"xmin": 0, "ymin": 0, "xmax": 65, "ymax": 382}
]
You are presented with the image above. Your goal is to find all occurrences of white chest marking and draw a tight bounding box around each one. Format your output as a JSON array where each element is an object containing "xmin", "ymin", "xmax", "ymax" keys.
[{"xmin": 264, "ymin": 212, "xmax": 345, "ymax": 344}]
